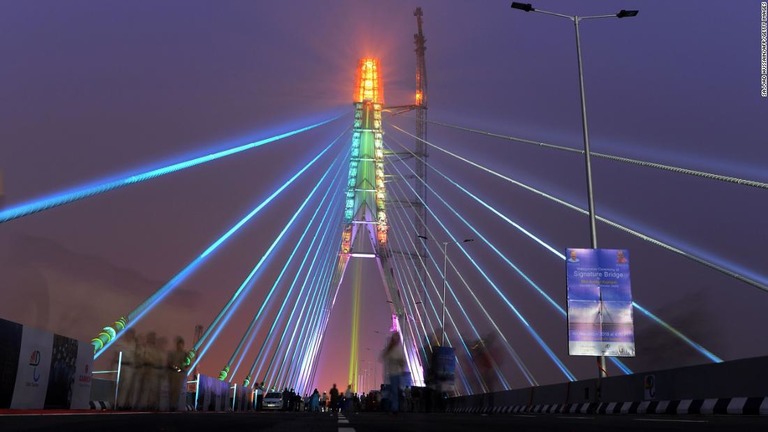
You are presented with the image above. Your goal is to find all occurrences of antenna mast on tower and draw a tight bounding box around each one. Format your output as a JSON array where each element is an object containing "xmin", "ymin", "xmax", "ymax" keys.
[{"xmin": 413, "ymin": 7, "xmax": 430, "ymax": 342}]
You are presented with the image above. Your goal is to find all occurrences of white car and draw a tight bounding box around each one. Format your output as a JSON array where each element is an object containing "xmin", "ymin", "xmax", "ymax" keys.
[{"xmin": 262, "ymin": 392, "xmax": 283, "ymax": 410}]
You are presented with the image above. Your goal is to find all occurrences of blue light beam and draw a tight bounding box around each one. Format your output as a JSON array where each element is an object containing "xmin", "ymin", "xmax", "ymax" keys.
[
  {"xmin": 93, "ymin": 128, "xmax": 347, "ymax": 359},
  {"xmin": 0, "ymin": 115, "xmax": 344, "ymax": 224},
  {"xmin": 191, "ymin": 139, "xmax": 346, "ymax": 370},
  {"xmin": 229, "ymin": 159, "xmax": 346, "ymax": 382},
  {"xmin": 390, "ymin": 124, "xmax": 768, "ymax": 295},
  {"xmin": 387, "ymin": 146, "xmax": 576, "ymax": 381},
  {"xmin": 387, "ymin": 189, "xmax": 514, "ymax": 390},
  {"xmin": 385, "ymin": 133, "xmax": 631, "ymax": 374},
  {"xmin": 388, "ymin": 128, "xmax": 721, "ymax": 365},
  {"xmin": 249, "ymin": 195, "xmax": 343, "ymax": 385}
]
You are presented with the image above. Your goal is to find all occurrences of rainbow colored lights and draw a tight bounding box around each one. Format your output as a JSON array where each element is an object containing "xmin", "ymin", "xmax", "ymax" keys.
[{"xmin": 342, "ymin": 58, "xmax": 401, "ymax": 388}]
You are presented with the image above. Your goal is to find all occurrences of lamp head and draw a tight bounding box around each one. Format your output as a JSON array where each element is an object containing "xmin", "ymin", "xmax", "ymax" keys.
[
  {"xmin": 511, "ymin": 2, "xmax": 535, "ymax": 12},
  {"xmin": 616, "ymin": 10, "xmax": 639, "ymax": 18}
]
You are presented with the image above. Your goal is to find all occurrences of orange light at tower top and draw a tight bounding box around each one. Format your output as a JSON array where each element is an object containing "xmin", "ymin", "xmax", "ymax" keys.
[{"xmin": 355, "ymin": 58, "xmax": 383, "ymax": 104}]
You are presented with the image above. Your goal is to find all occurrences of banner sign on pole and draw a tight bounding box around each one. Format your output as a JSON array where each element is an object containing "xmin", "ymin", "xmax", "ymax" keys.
[{"xmin": 566, "ymin": 248, "xmax": 635, "ymax": 357}]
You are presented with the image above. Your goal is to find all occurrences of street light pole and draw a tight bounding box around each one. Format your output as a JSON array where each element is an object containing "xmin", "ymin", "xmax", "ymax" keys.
[
  {"xmin": 510, "ymin": 2, "xmax": 638, "ymax": 383},
  {"xmin": 573, "ymin": 16, "xmax": 598, "ymax": 250},
  {"xmin": 441, "ymin": 241, "xmax": 448, "ymax": 347},
  {"xmin": 572, "ymin": 15, "xmax": 607, "ymax": 380},
  {"xmin": 439, "ymin": 238, "xmax": 474, "ymax": 347},
  {"xmin": 418, "ymin": 235, "xmax": 474, "ymax": 346}
]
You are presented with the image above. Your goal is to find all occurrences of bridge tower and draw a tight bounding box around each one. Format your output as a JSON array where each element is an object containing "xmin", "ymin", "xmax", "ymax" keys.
[{"xmin": 328, "ymin": 58, "xmax": 423, "ymax": 391}]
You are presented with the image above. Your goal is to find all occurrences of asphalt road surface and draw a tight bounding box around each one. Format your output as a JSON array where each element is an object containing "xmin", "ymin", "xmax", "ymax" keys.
[{"xmin": 1, "ymin": 411, "xmax": 767, "ymax": 432}]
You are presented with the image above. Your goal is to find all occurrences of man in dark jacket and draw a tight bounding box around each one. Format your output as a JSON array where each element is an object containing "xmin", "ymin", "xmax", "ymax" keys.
[{"xmin": 329, "ymin": 384, "xmax": 340, "ymax": 413}]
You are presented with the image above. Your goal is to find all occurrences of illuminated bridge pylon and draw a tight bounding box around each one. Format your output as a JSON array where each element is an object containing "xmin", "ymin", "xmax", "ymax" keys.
[{"xmin": 327, "ymin": 58, "xmax": 424, "ymax": 391}]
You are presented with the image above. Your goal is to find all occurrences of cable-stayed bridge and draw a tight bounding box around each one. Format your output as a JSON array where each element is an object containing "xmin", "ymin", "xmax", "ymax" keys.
[
  {"xmin": 1, "ymin": 48, "xmax": 766, "ymax": 402},
  {"xmin": 1, "ymin": 8, "xmax": 767, "ymax": 428}
]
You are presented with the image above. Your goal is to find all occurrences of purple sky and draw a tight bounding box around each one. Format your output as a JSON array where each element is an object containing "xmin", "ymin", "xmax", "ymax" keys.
[{"xmin": 1, "ymin": 1, "xmax": 767, "ymax": 394}]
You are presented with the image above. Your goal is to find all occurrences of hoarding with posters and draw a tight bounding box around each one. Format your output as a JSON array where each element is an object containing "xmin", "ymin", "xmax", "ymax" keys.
[
  {"xmin": 70, "ymin": 340, "xmax": 94, "ymax": 409},
  {"xmin": 566, "ymin": 248, "xmax": 635, "ymax": 357},
  {"xmin": 0, "ymin": 317, "xmax": 93, "ymax": 409},
  {"xmin": 197, "ymin": 374, "xmax": 229, "ymax": 411}
]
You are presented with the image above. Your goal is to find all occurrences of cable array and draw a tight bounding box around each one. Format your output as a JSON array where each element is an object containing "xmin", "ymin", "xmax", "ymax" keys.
[
  {"xmin": 386, "ymin": 136, "xmax": 575, "ymax": 384},
  {"xmin": 390, "ymin": 124, "xmax": 768, "ymax": 296},
  {"xmin": 385, "ymin": 122, "xmax": 727, "ymax": 367},
  {"xmin": 93, "ymin": 126, "xmax": 348, "ymax": 358},
  {"xmin": 427, "ymin": 119, "xmax": 768, "ymax": 190}
]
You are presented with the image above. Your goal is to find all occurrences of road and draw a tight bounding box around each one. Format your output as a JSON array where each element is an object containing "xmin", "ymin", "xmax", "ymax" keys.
[{"xmin": 1, "ymin": 411, "xmax": 767, "ymax": 432}]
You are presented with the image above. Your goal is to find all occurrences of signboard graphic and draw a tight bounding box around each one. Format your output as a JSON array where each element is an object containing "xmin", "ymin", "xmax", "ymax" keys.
[
  {"xmin": 566, "ymin": 248, "xmax": 635, "ymax": 357},
  {"xmin": 44, "ymin": 334, "xmax": 78, "ymax": 409},
  {"xmin": 70, "ymin": 340, "xmax": 94, "ymax": 409},
  {"xmin": 10, "ymin": 326, "xmax": 53, "ymax": 409}
]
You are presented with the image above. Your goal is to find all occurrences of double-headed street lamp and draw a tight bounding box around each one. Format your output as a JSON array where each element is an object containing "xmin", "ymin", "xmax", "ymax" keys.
[
  {"xmin": 510, "ymin": 2, "xmax": 638, "ymax": 379},
  {"xmin": 419, "ymin": 235, "xmax": 474, "ymax": 347}
]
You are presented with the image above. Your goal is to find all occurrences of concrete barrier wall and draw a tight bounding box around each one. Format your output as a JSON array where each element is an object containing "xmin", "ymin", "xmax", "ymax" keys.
[{"xmin": 449, "ymin": 355, "xmax": 768, "ymax": 411}]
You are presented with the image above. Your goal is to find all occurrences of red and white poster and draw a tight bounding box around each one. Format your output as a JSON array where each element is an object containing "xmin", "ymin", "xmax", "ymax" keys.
[{"xmin": 70, "ymin": 340, "xmax": 94, "ymax": 409}]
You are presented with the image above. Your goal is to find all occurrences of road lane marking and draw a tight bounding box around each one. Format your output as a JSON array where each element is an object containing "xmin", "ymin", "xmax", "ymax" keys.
[
  {"xmin": 635, "ymin": 418, "xmax": 708, "ymax": 423},
  {"xmin": 338, "ymin": 414, "xmax": 355, "ymax": 432},
  {"xmin": 0, "ymin": 412, "xmax": 153, "ymax": 416}
]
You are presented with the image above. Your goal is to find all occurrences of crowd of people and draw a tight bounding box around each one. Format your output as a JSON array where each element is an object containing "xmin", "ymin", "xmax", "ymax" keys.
[
  {"xmin": 248, "ymin": 331, "xmax": 417, "ymax": 415},
  {"xmin": 112, "ymin": 328, "xmax": 189, "ymax": 411},
  {"xmin": 260, "ymin": 384, "xmax": 376, "ymax": 414},
  {"xmin": 108, "ymin": 329, "xmax": 490, "ymax": 414},
  {"xmin": 278, "ymin": 331, "xmax": 440, "ymax": 415}
]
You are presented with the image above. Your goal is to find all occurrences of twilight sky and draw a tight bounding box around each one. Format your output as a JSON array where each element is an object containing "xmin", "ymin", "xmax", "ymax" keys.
[{"xmin": 1, "ymin": 0, "xmax": 767, "ymax": 395}]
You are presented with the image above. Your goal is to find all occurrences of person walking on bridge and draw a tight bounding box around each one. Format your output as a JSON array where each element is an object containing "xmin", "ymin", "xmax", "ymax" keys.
[
  {"xmin": 329, "ymin": 383, "xmax": 339, "ymax": 413},
  {"xmin": 166, "ymin": 336, "xmax": 188, "ymax": 412},
  {"xmin": 309, "ymin": 388, "xmax": 320, "ymax": 412},
  {"xmin": 114, "ymin": 328, "xmax": 138, "ymax": 410},
  {"xmin": 381, "ymin": 331, "xmax": 405, "ymax": 413}
]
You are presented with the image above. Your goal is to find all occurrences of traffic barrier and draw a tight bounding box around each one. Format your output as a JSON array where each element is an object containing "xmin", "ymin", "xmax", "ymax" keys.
[
  {"xmin": 448, "ymin": 397, "xmax": 768, "ymax": 415},
  {"xmin": 88, "ymin": 401, "xmax": 111, "ymax": 410},
  {"xmin": 446, "ymin": 355, "xmax": 768, "ymax": 416}
]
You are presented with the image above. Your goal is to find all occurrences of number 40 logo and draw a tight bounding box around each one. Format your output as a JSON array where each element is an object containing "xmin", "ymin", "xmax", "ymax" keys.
[{"xmin": 643, "ymin": 374, "xmax": 656, "ymax": 400}]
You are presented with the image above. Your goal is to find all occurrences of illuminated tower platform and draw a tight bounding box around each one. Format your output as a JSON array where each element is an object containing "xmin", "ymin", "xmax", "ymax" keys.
[{"xmin": 327, "ymin": 59, "xmax": 424, "ymax": 390}]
